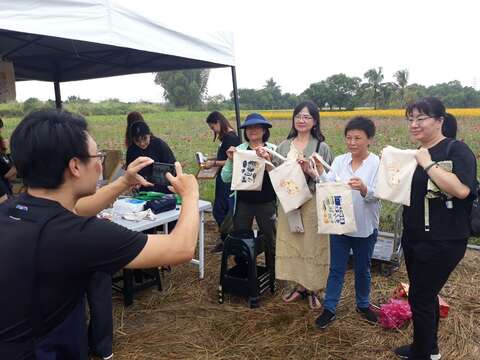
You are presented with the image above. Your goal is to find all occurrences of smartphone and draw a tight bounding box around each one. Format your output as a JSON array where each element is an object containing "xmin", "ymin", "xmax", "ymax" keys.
[
  {"xmin": 195, "ymin": 152, "xmax": 207, "ymax": 165},
  {"xmin": 151, "ymin": 162, "xmax": 176, "ymax": 186}
]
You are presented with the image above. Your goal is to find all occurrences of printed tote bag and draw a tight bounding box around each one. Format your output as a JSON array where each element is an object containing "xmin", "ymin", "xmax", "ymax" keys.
[
  {"xmin": 231, "ymin": 149, "xmax": 266, "ymax": 191},
  {"xmin": 374, "ymin": 146, "xmax": 417, "ymax": 206},
  {"xmin": 268, "ymin": 159, "xmax": 312, "ymax": 213},
  {"xmin": 316, "ymin": 181, "xmax": 357, "ymax": 234}
]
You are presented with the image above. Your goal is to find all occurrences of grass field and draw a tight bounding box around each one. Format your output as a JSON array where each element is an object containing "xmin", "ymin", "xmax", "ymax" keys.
[
  {"xmin": 2, "ymin": 109, "xmax": 480, "ymax": 239},
  {"xmin": 2, "ymin": 110, "xmax": 480, "ymax": 359}
]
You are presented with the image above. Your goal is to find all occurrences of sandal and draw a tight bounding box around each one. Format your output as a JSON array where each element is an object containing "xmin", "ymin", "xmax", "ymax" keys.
[
  {"xmin": 307, "ymin": 291, "xmax": 322, "ymax": 310},
  {"xmin": 282, "ymin": 287, "xmax": 307, "ymax": 303}
]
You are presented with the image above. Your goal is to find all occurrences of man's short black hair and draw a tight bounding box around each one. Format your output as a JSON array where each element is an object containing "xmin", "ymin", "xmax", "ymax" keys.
[
  {"xmin": 344, "ymin": 116, "xmax": 376, "ymax": 138},
  {"xmin": 11, "ymin": 110, "xmax": 90, "ymax": 189}
]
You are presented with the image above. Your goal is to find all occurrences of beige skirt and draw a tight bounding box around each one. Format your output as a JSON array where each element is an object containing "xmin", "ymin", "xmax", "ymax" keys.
[{"xmin": 275, "ymin": 194, "xmax": 330, "ymax": 291}]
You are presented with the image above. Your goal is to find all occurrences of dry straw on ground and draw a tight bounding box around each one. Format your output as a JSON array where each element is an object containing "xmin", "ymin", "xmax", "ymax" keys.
[{"xmin": 105, "ymin": 215, "xmax": 480, "ymax": 360}]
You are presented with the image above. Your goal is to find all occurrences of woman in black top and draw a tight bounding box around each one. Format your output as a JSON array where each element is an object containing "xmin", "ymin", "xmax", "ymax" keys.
[
  {"xmin": 0, "ymin": 118, "xmax": 16, "ymax": 195},
  {"xmin": 394, "ymin": 97, "xmax": 477, "ymax": 360},
  {"xmin": 124, "ymin": 111, "xmax": 145, "ymax": 148},
  {"xmin": 126, "ymin": 121, "xmax": 176, "ymax": 193},
  {"xmin": 205, "ymin": 111, "xmax": 241, "ymax": 252}
]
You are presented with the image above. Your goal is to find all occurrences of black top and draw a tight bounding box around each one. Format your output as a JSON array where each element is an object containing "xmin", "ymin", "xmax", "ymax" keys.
[
  {"xmin": 0, "ymin": 153, "xmax": 13, "ymax": 194},
  {"xmin": 0, "ymin": 193, "xmax": 147, "ymax": 343},
  {"xmin": 126, "ymin": 136, "xmax": 176, "ymax": 193},
  {"xmin": 237, "ymin": 146, "xmax": 276, "ymax": 204},
  {"xmin": 0, "ymin": 179, "xmax": 7, "ymax": 198},
  {"xmin": 403, "ymin": 138, "xmax": 477, "ymax": 241},
  {"xmin": 216, "ymin": 131, "xmax": 241, "ymax": 162}
]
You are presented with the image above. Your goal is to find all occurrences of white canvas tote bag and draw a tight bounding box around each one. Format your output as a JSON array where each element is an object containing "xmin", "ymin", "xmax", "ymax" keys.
[
  {"xmin": 231, "ymin": 149, "xmax": 266, "ymax": 191},
  {"xmin": 374, "ymin": 146, "xmax": 417, "ymax": 206},
  {"xmin": 316, "ymin": 181, "xmax": 357, "ymax": 234},
  {"xmin": 267, "ymin": 155, "xmax": 312, "ymax": 214}
]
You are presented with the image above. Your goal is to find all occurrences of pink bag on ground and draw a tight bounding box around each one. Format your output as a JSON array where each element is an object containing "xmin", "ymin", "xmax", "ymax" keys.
[{"xmin": 378, "ymin": 299, "xmax": 412, "ymax": 329}]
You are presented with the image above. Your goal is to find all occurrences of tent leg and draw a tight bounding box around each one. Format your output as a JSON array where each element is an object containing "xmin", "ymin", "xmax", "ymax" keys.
[
  {"xmin": 231, "ymin": 66, "xmax": 241, "ymax": 141},
  {"xmin": 54, "ymin": 81, "xmax": 62, "ymax": 109}
]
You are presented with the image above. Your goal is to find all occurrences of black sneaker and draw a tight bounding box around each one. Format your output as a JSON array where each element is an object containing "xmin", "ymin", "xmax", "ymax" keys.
[
  {"xmin": 394, "ymin": 344, "xmax": 441, "ymax": 360},
  {"xmin": 210, "ymin": 241, "xmax": 224, "ymax": 254},
  {"xmin": 315, "ymin": 309, "xmax": 336, "ymax": 329},
  {"xmin": 356, "ymin": 307, "xmax": 378, "ymax": 323}
]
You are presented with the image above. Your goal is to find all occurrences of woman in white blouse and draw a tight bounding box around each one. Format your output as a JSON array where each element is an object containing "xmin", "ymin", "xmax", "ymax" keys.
[{"xmin": 309, "ymin": 116, "xmax": 380, "ymax": 329}]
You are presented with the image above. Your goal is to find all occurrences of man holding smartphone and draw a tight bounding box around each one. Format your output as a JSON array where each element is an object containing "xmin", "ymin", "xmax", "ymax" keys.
[{"xmin": 0, "ymin": 110, "xmax": 199, "ymax": 359}]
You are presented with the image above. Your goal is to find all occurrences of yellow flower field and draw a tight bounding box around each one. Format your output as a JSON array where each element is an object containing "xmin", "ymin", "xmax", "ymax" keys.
[{"xmin": 260, "ymin": 108, "xmax": 480, "ymax": 120}]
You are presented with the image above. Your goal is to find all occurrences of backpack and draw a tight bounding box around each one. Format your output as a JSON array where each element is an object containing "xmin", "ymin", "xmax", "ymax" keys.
[
  {"xmin": 446, "ymin": 139, "xmax": 480, "ymax": 237},
  {"xmin": 470, "ymin": 190, "xmax": 480, "ymax": 236}
]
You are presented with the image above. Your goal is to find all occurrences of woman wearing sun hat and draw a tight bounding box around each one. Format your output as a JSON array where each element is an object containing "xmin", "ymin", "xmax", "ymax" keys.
[{"xmin": 221, "ymin": 113, "xmax": 277, "ymax": 265}]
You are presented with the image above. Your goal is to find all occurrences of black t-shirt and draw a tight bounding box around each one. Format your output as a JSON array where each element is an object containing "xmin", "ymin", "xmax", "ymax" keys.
[
  {"xmin": 0, "ymin": 153, "xmax": 12, "ymax": 193},
  {"xmin": 403, "ymin": 138, "xmax": 477, "ymax": 240},
  {"xmin": 126, "ymin": 136, "xmax": 176, "ymax": 193},
  {"xmin": 237, "ymin": 146, "xmax": 276, "ymax": 204},
  {"xmin": 0, "ymin": 180, "xmax": 7, "ymax": 198},
  {"xmin": 0, "ymin": 193, "xmax": 147, "ymax": 343},
  {"xmin": 216, "ymin": 131, "xmax": 241, "ymax": 162}
]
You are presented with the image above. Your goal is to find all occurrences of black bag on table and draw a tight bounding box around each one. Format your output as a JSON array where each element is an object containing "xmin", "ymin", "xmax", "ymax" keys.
[{"xmin": 144, "ymin": 194, "xmax": 176, "ymax": 214}]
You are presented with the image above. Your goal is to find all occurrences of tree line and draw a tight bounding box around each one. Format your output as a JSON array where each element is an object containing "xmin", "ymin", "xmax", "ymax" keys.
[
  {"xmin": 156, "ymin": 67, "xmax": 480, "ymax": 110},
  {"xmin": 2, "ymin": 67, "xmax": 480, "ymax": 117}
]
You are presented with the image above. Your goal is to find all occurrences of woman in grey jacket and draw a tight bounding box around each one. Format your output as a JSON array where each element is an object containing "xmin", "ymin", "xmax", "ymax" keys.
[{"xmin": 258, "ymin": 101, "xmax": 333, "ymax": 309}]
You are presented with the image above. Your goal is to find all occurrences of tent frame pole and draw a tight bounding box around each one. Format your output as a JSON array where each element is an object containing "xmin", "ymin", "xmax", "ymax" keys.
[
  {"xmin": 231, "ymin": 66, "xmax": 241, "ymax": 141},
  {"xmin": 54, "ymin": 81, "xmax": 62, "ymax": 109}
]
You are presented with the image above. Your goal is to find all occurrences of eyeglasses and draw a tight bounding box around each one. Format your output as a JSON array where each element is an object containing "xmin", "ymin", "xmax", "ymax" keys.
[
  {"xmin": 294, "ymin": 114, "xmax": 313, "ymax": 121},
  {"xmin": 86, "ymin": 152, "xmax": 106, "ymax": 164},
  {"xmin": 406, "ymin": 116, "xmax": 433, "ymax": 125}
]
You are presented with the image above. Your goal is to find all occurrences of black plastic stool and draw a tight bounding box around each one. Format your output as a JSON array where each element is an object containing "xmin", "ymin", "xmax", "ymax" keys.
[
  {"xmin": 112, "ymin": 268, "xmax": 162, "ymax": 306},
  {"xmin": 218, "ymin": 230, "xmax": 275, "ymax": 308}
]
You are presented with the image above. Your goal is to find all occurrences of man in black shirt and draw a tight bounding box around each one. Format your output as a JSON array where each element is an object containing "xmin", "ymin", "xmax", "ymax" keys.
[
  {"xmin": 0, "ymin": 110, "xmax": 199, "ymax": 359},
  {"xmin": 0, "ymin": 178, "xmax": 7, "ymax": 203}
]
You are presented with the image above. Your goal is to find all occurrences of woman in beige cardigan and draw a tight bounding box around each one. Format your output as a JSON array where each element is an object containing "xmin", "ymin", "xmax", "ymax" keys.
[{"xmin": 257, "ymin": 101, "xmax": 333, "ymax": 309}]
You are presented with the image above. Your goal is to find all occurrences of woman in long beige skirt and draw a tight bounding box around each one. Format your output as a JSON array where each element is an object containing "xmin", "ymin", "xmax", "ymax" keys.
[{"xmin": 258, "ymin": 101, "xmax": 333, "ymax": 309}]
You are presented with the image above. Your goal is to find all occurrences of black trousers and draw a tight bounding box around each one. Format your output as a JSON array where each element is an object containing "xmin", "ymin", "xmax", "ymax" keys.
[
  {"xmin": 86, "ymin": 272, "xmax": 113, "ymax": 358},
  {"xmin": 402, "ymin": 230, "xmax": 467, "ymax": 360},
  {"xmin": 233, "ymin": 200, "xmax": 277, "ymax": 259},
  {"xmin": 213, "ymin": 177, "xmax": 233, "ymax": 234}
]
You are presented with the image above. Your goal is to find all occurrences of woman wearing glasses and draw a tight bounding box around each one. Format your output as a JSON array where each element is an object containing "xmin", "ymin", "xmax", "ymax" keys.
[
  {"xmin": 393, "ymin": 97, "xmax": 477, "ymax": 360},
  {"xmin": 258, "ymin": 101, "xmax": 333, "ymax": 309}
]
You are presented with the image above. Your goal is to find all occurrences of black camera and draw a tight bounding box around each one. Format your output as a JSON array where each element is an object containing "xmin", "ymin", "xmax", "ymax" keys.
[{"xmin": 151, "ymin": 162, "xmax": 176, "ymax": 186}]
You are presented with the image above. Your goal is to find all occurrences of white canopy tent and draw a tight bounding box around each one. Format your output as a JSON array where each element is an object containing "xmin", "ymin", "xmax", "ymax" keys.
[{"xmin": 0, "ymin": 0, "xmax": 241, "ymax": 131}]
